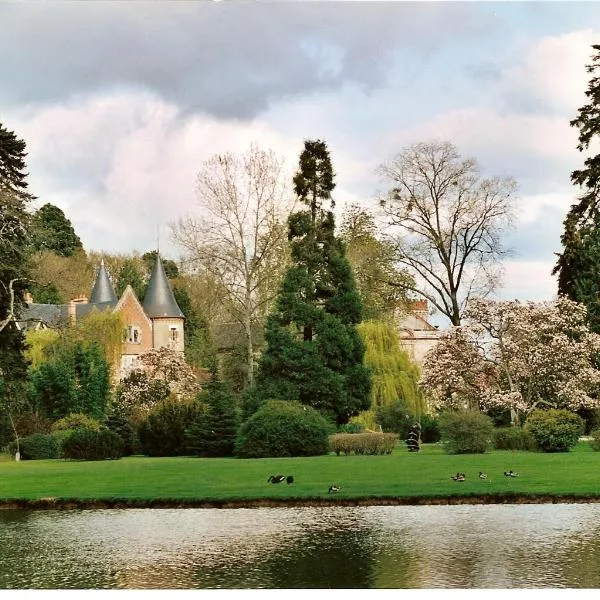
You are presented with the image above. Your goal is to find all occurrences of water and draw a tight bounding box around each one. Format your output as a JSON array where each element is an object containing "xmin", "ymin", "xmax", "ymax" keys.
[{"xmin": 1, "ymin": 504, "xmax": 600, "ymax": 588}]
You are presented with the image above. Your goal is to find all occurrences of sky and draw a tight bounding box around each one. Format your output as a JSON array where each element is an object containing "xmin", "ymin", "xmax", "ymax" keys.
[{"xmin": 2, "ymin": 1, "xmax": 599, "ymax": 313}]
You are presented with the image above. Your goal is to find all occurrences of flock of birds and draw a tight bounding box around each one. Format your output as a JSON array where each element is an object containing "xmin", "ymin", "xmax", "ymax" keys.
[
  {"xmin": 451, "ymin": 470, "xmax": 520, "ymax": 481},
  {"xmin": 267, "ymin": 474, "xmax": 341, "ymax": 493}
]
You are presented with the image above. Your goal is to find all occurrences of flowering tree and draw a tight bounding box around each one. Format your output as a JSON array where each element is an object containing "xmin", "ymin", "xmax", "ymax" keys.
[
  {"xmin": 421, "ymin": 297, "xmax": 600, "ymax": 424},
  {"xmin": 138, "ymin": 347, "xmax": 200, "ymax": 400}
]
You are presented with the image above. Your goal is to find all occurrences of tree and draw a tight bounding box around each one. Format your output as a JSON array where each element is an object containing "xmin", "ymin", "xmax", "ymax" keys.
[
  {"xmin": 378, "ymin": 141, "xmax": 517, "ymax": 325},
  {"xmin": 142, "ymin": 251, "xmax": 179, "ymax": 279},
  {"xmin": 185, "ymin": 366, "xmax": 239, "ymax": 457},
  {"xmin": 0, "ymin": 122, "xmax": 35, "ymax": 203},
  {"xmin": 30, "ymin": 203, "xmax": 83, "ymax": 257},
  {"xmin": 554, "ymin": 45, "xmax": 600, "ymax": 332},
  {"xmin": 171, "ymin": 144, "xmax": 292, "ymax": 386},
  {"xmin": 340, "ymin": 204, "xmax": 413, "ymax": 320},
  {"xmin": 421, "ymin": 297, "xmax": 600, "ymax": 425},
  {"xmin": 255, "ymin": 139, "xmax": 371, "ymax": 425},
  {"xmin": 115, "ymin": 258, "xmax": 147, "ymax": 301}
]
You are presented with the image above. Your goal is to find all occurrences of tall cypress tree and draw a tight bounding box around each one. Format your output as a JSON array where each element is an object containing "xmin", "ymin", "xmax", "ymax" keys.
[
  {"xmin": 554, "ymin": 44, "xmax": 600, "ymax": 331},
  {"xmin": 255, "ymin": 140, "xmax": 371, "ymax": 425}
]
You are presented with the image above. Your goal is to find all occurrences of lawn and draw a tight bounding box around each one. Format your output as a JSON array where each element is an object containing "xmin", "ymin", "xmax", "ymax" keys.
[{"xmin": 0, "ymin": 443, "xmax": 599, "ymax": 505}]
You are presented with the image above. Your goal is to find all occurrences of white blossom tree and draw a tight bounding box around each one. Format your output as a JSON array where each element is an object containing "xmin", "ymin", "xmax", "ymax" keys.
[{"xmin": 421, "ymin": 297, "xmax": 600, "ymax": 424}]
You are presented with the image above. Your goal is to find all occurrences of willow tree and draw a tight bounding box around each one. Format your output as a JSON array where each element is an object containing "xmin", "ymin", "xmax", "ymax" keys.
[{"xmin": 358, "ymin": 320, "xmax": 425, "ymax": 417}]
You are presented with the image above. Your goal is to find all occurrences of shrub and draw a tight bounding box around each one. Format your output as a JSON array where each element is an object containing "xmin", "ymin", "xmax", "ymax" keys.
[
  {"xmin": 8, "ymin": 433, "xmax": 59, "ymax": 460},
  {"xmin": 105, "ymin": 413, "xmax": 137, "ymax": 456},
  {"xmin": 51, "ymin": 412, "xmax": 103, "ymax": 432},
  {"xmin": 438, "ymin": 410, "xmax": 494, "ymax": 454},
  {"xmin": 62, "ymin": 428, "xmax": 124, "ymax": 460},
  {"xmin": 234, "ymin": 400, "xmax": 333, "ymax": 458},
  {"xmin": 13, "ymin": 412, "xmax": 53, "ymax": 438},
  {"xmin": 590, "ymin": 429, "xmax": 600, "ymax": 451},
  {"xmin": 525, "ymin": 409, "xmax": 584, "ymax": 452},
  {"xmin": 137, "ymin": 397, "xmax": 205, "ymax": 457},
  {"xmin": 338, "ymin": 422, "xmax": 365, "ymax": 434},
  {"xmin": 329, "ymin": 432, "xmax": 398, "ymax": 456},
  {"xmin": 375, "ymin": 401, "xmax": 413, "ymax": 437},
  {"xmin": 419, "ymin": 414, "xmax": 441, "ymax": 443},
  {"xmin": 493, "ymin": 427, "xmax": 536, "ymax": 451}
]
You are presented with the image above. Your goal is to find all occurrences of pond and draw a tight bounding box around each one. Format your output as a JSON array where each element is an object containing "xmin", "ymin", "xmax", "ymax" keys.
[{"xmin": 1, "ymin": 504, "xmax": 599, "ymax": 588}]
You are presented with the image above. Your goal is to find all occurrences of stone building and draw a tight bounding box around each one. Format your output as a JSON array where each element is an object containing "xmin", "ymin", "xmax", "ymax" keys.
[
  {"xmin": 19, "ymin": 254, "xmax": 184, "ymax": 376},
  {"xmin": 397, "ymin": 300, "xmax": 441, "ymax": 366}
]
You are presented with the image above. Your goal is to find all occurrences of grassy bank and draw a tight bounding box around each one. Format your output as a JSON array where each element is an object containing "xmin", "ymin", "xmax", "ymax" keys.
[{"xmin": 0, "ymin": 443, "xmax": 599, "ymax": 507}]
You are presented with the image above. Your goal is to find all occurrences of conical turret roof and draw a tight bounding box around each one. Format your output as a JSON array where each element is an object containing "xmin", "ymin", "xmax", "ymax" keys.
[
  {"xmin": 143, "ymin": 254, "xmax": 184, "ymax": 318},
  {"xmin": 90, "ymin": 258, "xmax": 117, "ymax": 304}
]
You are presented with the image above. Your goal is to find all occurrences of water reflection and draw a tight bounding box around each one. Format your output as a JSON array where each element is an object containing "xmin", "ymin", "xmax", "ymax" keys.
[{"xmin": 1, "ymin": 505, "xmax": 600, "ymax": 588}]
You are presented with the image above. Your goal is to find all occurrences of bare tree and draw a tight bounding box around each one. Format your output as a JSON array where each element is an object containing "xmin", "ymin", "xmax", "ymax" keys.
[
  {"xmin": 171, "ymin": 145, "xmax": 292, "ymax": 385},
  {"xmin": 378, "ymin": 141, "xmax": 517, "ymax": 325}
]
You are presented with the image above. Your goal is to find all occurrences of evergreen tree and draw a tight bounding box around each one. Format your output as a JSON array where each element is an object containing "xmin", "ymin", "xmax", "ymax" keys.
[
  {"xmin": 116, "ymin": 258, "xmax": 147, "ymax": 301},
  {"xmin": 255, "ymin": 140, "xmax": 371, "ymax": 425},
  {"xmin": 0, "ymin": 122, "xmax": 35, "ymax": 203},
  {"xmin": 185, "ymin": 365, "xmax": 239, "ymax": 457},
  {"xmin": 30, "ymin": 203, "xmax": 83, "ymax": 257},
  {"xmin": 142, "ymin": 251, "xmax": 179, "ymax": 279},
  {"xmin": 554, "ymin": 44, "xmax": 600, "ymax": 331}
]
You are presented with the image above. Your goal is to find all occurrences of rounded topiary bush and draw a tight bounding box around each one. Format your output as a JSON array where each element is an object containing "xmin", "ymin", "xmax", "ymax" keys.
[
  {"xmin": 525, "ymin": 409, "xmax": 584, "ymax": 452},
  {"xmin": 62, "ymin": 428, "xmax": 124, "ymax": 460},
  {"xmin": 138, "ymin": 397, "xmax": 205, "ymax": 457},
  {"xmin": 492, "ymin": 426, "xmax": 536, "ymax": 451},
  {"xmin": 438, "ymin": 410, "xmax": 494, "ymax": 454},
  {"xmin": 8, "ymin": 433, "xmax": 60, "ymax": 460},
  {"xmin": 235, "ymin": 400, "xmax": 334, "ymax": 458}
]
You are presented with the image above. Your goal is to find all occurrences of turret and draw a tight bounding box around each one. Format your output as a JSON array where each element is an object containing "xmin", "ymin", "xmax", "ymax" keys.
[{"xmin": 90, "ymin": 258, "xmax": 117, "ymax": 304}]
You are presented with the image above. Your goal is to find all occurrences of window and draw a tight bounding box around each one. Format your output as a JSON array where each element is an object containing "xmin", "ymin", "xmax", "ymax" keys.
[
  {"xmin": 170, "ymin": 327, "xmax": 178, "ymax": 342},
  {"xmin": 127, "ymin": 325, "xmax": 141, "ymax": 344}
]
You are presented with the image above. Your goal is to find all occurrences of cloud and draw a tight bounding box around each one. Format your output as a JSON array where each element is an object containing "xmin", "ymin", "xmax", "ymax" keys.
[{"xmin": 495, "ymin": 260, "xmax": 558, "ymax": 302}]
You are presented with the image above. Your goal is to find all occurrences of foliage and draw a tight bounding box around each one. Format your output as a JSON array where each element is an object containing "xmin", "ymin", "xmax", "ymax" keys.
[
  {"xmin": 185, "ymin": 369, "xmax": 240, "ymax": 457},
  {"xmin": 0, "ymin": 121, "xmax": 35, "ymax": 202},
  {"xmin": 375, "ymin": 400, "xmax": 413, "ymax": 438},
  {"xmin": 554, "ymin": 45, "xmax": 600, "ymax": 333},
  {"xmin": 590, "ymin": 428, "xmax": 600, "ymax": 451},
  {"xmin": 24, "ymin": 329, "xmax": 59, "ymax": 369},
  {"xmin": 525, "ymin": 409, "xmax": 584, "ymax": 453},
  {"xmin": 113, "ymin": 369, "xmax": 171, "ymax": 418},
  {"xmin": 51, "ymin": 412, "xmax": 103, "ymax": 432},
  {"xmin": 234, "ymin": 400, "xmax": 333, "ymax": 458},
  {"xmin": 421, "ymin": 297, "xmax": 600, "ymax": 424},
  {"xmin": 348, "ymin": 409, "xmax": 377, "ymax": 432},
  {"xmin": 438, "ymin": 410, "xmax": 494, "ymax": 454},
  {"xmin": 172, "ymin": 144, "xmax": 292, "ymax": 386},
  {"xmin": 419, "ymin": 414, "xmax": 441, "ymax": 443},
  {"xmin": 358, "ymin": 320, "xmax": 425, "ymax": 415},
  {"xmin": 137, "ymin": 347, "xmax": 200, "ymax": 401},
  {"xmin": 29, "ymin": 341, "xmax": 111, "ymax": 421},
  {"xmin": 115, "ymin": 258, "xmax": 147, "ymax": 301},
  {"xmin": 105, "ymin": 413, "xmax": 137, "ymax": 456},
  {"xmin": 256, "ymin": 139, "xmax": 372, "ymax": 425},
  {"xmin": 339, "ymin": 204, "xmax": 413, "ymax": 320},
  {"xmin": 338, "ymin": 422, "xmax": 365, "ymax": 434},
  {"xmin": 8, "ymin": 433, "xmax": 59, "ymax": 460},
  {"xmin": 378, "ymin": 141, "xmax": 516, "ymax": 325},
  {"xmin": 577, "ymin": 407, "xmax": 600, "ymax": 435},
  {"xmin": 137, "ymin": 397, "xmax": 205, "ymax": 457},
  {"xmin": 30, "ymin": 203, "xmax": 83, "ymax": 257},
  {"xmin": 492, "ymin": 427, "xmax": 536, "ymax": 451},
  {"xmin": 328, "ymin": 432, "xmax": 398, "ymax": 456},
  {"xmin": 61, "ymin": 428, "xmax": 124, "ymax": 461},
  {"xmin": 12, "ymin": 412, "xmax": 52, "ymax": 438},
  {"xmin": 143, "ymin": 251, "xmax": 179, "ymax": 279}
]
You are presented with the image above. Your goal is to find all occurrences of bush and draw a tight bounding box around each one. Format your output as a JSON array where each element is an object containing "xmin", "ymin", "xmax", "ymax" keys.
[
  {"xmin": 137, "ymin": 397, "xmax": 205, "ymax": 457},
  {"xmin": 525, "ymin": 409, "xmax": 584, "ymax": 452},
  {"xmin": 8, "ymin": 433, "xmax": 59, "ymax": 460},
  {"xmin": 338, "ymin": 422, "xmax": 365, "ymax": 434},
  {"xmin": 13, "ymin": 412, "xmax": 53, "ymax": 438},
  {"xmin": 492, "ymin": 426, "xmax": 536, "ymax": 451},
  {"xmin": 105, "ymin": 414, "xmax": 137, "ymax": 456},
  {"xmin": 235, "ymin": 400, "xmax": 333, "ymax": 458},
  {"xmin": 577, "ymin": 408, "xmax": 600, "ymax": 435},
  {"xmin": 375, "ymin": 401, "xmax": 413, "ymax": 437},
  {"xmin": 51, "ymin": 412, "xmax": 103, "ymax": 432},
  {"xmin": 419, "ymin": 414, "xmax": 441, "ymax": 443},
  {"xmin": 329, "ymin": 432, "xmax": 398, "ymax": 456},
  {"xmin": 590, "ymin": 429, "xmax": 600, "ymax": 451},
  {"xmin": 62, "ymin": 428, "xmax": 124, "ymax": 460},
  {"xmin": 438, "ymin": 410, "xmax": 494, "ymax": 454}
]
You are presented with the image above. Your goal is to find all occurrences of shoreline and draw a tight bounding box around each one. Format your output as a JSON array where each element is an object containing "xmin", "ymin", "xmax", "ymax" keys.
[{"xmin": 3, "ymin": 494, "xmax": 600, "ymax": 510}]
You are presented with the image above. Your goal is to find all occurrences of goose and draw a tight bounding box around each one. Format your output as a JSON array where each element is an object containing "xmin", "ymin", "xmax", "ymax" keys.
[
  {"xmin": 451, "ymin": 473, "xmax": 466, "ymax": 482},
  {"xmin": 504, "ymin": 470, "xmax": 519, "ymax": 477},
  {"xmin": 267, "ymin": 475, "xmax": 286, "ymax": 483},
  {"xmin": 479, "ymin": 472, "xmax": 488, "ymax": 480},
  {"xmin": 328, "ymin": 484, "xmax": 341, "ymax": 493},
  {"xmin": 286, "ymin": 475, "xmax": 294, "ymax": 484}
]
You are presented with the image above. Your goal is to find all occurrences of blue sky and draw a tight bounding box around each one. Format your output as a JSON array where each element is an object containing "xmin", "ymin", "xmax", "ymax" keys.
[{"xmin": 1, "ymin": 1, "xmax": 598, "ymax": 314}]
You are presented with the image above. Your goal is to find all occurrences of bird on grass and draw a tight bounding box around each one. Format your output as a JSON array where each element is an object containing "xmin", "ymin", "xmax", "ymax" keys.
[
  {"xmin": 479, "ymin": 472, "xmax": 488, "ymax": 480},
  {"xmin": 328, "ymin": 484, "xmax": 341, "ymax": 493},
  {"xmin": 451, "ymin": 473, "xmax": 466, "ymax": 482},
  {"xmin": 286, "ymin": 475, "xmax": 294, "ymax": 484},
  {"xmin": 267, "ymin": 475, "xmax": 286, "ymax": 484},
  {"xmin": 504, "ymin": 470, "xmax": 519, "ymax": 477}
]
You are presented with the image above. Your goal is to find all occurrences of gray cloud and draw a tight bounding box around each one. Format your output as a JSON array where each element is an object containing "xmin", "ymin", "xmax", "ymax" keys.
[{"xmin": 1, "ymin": 2, "xmax": 492, "ymax": 118}]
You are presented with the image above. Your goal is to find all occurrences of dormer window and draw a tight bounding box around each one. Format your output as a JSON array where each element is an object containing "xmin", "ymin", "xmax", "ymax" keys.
[{"xmin": 127, "ymin": 325, "xmax": 141, "ymax": 344}]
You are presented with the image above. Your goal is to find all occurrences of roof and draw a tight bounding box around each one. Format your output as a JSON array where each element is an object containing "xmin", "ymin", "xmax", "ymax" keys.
[
  {"xmin": 142, "ymin": 254, "xmax": 184, "ymax": 319},
  {"xmin": 90, "ymin": 259, "xmax": 117, "ymax": 304},
  {"xmin": 18, "ymin": 301, "xmax": 116, "ymax": 331}
]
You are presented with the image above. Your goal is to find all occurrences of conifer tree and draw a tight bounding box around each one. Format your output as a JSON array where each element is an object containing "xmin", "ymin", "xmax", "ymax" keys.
[
  {"xmin": 116, "ymin": 258, "xmax": 147, "ymax": 301},
  {"xmin": 554, "ymin": 44, "xmax": 600, "ymax": 331},
  {"xmin": 255, "ymin": 140, "xmax": 371, "ymax": 425},
  {"xmin": 30, "ymin": 203, "xmax": 83, "ymax": 257}
]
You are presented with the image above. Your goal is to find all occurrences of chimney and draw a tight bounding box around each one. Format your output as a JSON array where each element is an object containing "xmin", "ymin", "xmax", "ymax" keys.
[
  {"xmin": 68, "ymin": 299, "xmax": 77, "ymax": 324},
  {"xmin": 71, "ymin": 295, "xmax": 88, "ymax": 304},
  {"xmin": 411, "ymin": 299, "xmax": 428, "ymax": 320},
  {"xmin": 23, "ymin": 292, "xmax": 33, "ymax": 305}
]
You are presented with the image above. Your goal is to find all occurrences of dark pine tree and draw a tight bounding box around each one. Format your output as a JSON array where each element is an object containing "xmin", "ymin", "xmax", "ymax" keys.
[
  {"xmin": 31, "ymin": 203, "xmax": 83, "ymax": 257},
  {"xmin": 255, "ymin": 139, "xmax": 371, "ymax": 425},
  {"xmin": 554, "ymin": 44, "xmax": 600, "ymax": 331},
  {"xmin": 185, "ymin": 364, "xmax": 239, "ymax": 457},
  {"xmin": 116, "ymin": 259, "xmax": 147, "ymax": 301}
]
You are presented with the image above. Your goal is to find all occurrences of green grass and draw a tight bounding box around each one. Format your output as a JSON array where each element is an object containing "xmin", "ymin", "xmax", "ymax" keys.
[{"xmin": 1, "ymin": 443, "xmax": 599, "ymax": 504}]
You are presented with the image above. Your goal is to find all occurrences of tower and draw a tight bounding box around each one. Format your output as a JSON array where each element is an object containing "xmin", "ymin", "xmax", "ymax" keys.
[
  {"xmin": 143, "ymin": 253, "xmax": 185, "ymax": 352},
  {"xmin": 90, "ymin": 258, "xmax": 117, "ymax": 304}
]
